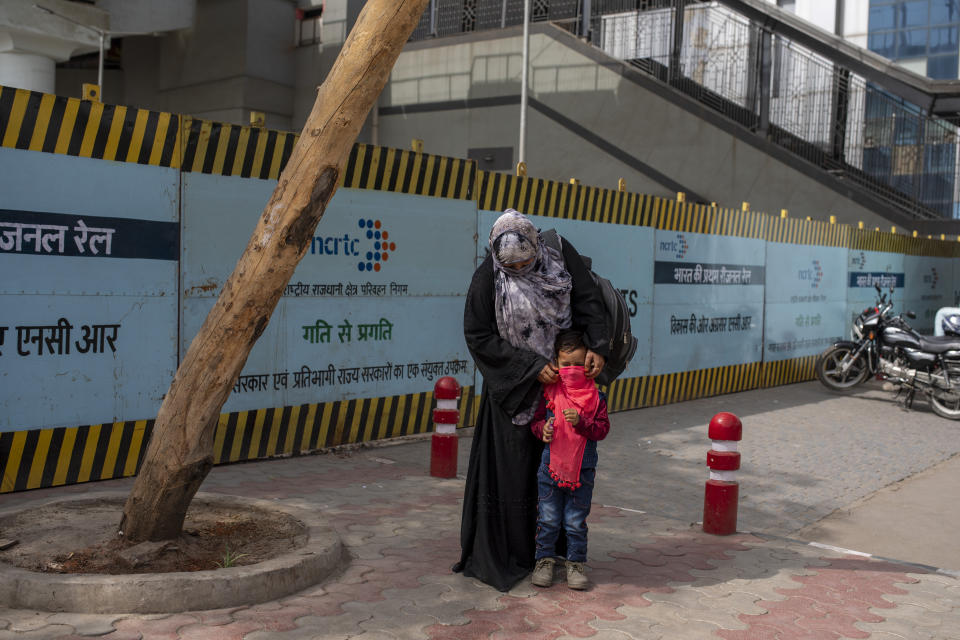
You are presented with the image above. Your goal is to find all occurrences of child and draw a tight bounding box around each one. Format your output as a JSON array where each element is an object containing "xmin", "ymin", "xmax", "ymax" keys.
[{"xmin": 529, "ymin": 329, "xmax": 610, "ymax": 590}]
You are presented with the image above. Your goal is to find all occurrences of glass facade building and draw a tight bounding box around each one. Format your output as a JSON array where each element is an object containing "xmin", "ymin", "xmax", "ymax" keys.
[
  {"xmin": 864, "ymin": 0, "xmax": 960, "ymax": 216},
  {"xmin": 867, "ymin": 1, "xmax": 960, "ymax": 79}
]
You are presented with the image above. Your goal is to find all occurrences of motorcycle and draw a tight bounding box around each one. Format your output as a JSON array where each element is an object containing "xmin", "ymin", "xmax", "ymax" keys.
[{"xmin": 815, "ymin": 285, "xmax": 960, "ymax": 420}]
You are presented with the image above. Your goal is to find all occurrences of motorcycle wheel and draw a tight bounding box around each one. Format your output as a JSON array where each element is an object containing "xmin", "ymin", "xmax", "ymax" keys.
[
  {"xmin": 815, "ymin": 345, "xmax": 868, "ymax": 391},
  {"xmin": 929, "ymin": 387, "xmax": 960, "ymax": 420}
]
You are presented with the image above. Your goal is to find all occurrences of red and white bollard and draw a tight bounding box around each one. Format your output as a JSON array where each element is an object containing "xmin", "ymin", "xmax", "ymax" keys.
[
  {"xmin": 702, "ymin": 411, "xmax": 742, "ymax": 535},
  {"xmin": 430, "ymin": 376, "xmax": 460, "ymax": 478}
]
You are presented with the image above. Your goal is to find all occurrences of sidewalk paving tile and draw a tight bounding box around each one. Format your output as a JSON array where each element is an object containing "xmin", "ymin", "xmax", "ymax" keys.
[
  {"xmin": 111, "ymin": 613, "xmax": 200, "ymax": 640},
  {"xmin": 646, "ymin": 605, "xmax": 728, "ymax": 639},
  {"xmin": 250, "ymin": 610, "xmax": 373, "ymax": 640},
  {"xmin": 1, "ymin": 401, "xmax": 959, "ymax": 640},
  {"xmin": 174, "ymin": 616, "xmax": 263, "ymax": 640},
  {"xmin": 59, "ymin": 632, "xmax": 144, "ymax": 640},
  {"xmin": 0, "ymin": 626, "xmax": 76, "ymax": 640},
  {"xmin": 231, "ymin": 604, "xmax": 313, "ymax": 633},
  {"xmin": 358, "ymin": 609, "xmax": 441, "ymax": 640},
  {"xmin": 354, "ymin": 633, "xmax": 402, "ymax": 640},
  {"xmin": 46, "ymin": 613, "xmax": 124, "ymax": 637},
  {"xmin": 587, "ymin": 608, "xmax": 659, "ymax": 639},
  {"xmin": 858, "ymin": 613, "xmax": 943, "ymax": 639},
  {"xmin": 556, "ymin": 631, "xmax": 637, "ymax": 640},
  {"xmin": 643, "ymin": 589, "xmax": 751, "ymax": 630},
  {"xmin": 1, "ymin": 612, "xmax": 53, "ymax": 633},
  {"xmin": 190, "ymin": 608, "xmax": 247, "ymax": 627}
]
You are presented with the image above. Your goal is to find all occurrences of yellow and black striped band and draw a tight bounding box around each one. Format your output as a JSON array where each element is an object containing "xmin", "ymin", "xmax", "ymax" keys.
[
  {"xmin": 766, "ymin": 216, "xmax": 850, "ymax": 248},
  {"xmin": 849, "ymin": 228, "xmax": 958, "ymax": 257},
  {"xmin": 1, "ymin": 386, "xmax": 479, "ymax": 494},
  {"xmin": 343, "ymin": 144, "xmax": 475, "ymax": 200},
  {"xmin": 0, "ymin": 86, "xmax": 181, "ymax": 167},
  {"xmin": 2, "ymin": 83, "xmax": 958, "ymax": 253},
  {"xmin": 0, "ymin": 86, "xmax": 474, "ymax": 199},
  {"xmin": 604, "ymin": 356, "xmax": 818, "ymax": 413},
  {"xmin": 2, "ymin": 352, "xmax": 822, "ymax": 494},
  {"xmin": 478, "ymin": 171, "xmax": 767, "ymax": 239}
]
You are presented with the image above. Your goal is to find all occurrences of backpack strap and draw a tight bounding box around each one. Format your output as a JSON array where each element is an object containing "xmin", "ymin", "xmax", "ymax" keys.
[
  {"xmin": 541, "ymin": 228, "xmax": 591, "ymax": 271},
  {"xmin": 540, "ymin": 228, "xmax": 562, "ymax": 254}
]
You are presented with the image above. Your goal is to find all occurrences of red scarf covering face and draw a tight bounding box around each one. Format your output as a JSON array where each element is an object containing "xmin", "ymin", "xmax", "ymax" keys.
[{"xmin": 543, "ymin": 365, "xmax": 600, "ymax": 489}]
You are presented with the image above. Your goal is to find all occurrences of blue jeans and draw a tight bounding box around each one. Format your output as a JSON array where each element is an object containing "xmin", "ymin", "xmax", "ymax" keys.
[{"xmin": 534, "ymin": 462, "xmax": 595, "ymax": 563}]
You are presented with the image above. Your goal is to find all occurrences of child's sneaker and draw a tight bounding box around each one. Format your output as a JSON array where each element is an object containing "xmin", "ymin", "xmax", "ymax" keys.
[
  {"xmin": 565, "ymin": 560, "xmax": 588, "ymax": 590},
  {"xmin": 531, "ymin": 557, "xmax": 556, "ymax": 587}
]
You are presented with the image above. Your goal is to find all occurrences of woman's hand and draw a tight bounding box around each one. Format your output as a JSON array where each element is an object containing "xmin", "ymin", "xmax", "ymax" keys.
[
  {"xmin": 537, "ymin": 362, "xmax": 559, "ymax": 384},
  {"xmin": 542, "ymin": 418, "xmax": 554, "ymax": 443},
  {"xmin": 562, "ymin": 408, "xmax": 580, "ymax": 426},
  {"xmin": 584, "ymin": 350, "xmax": 606, "ymax": 379}
]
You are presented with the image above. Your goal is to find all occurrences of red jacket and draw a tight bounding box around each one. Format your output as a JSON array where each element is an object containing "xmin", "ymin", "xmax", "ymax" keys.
[{"xmin": 529, "ymin": 393, "xmax": 610, "ymax": 442}]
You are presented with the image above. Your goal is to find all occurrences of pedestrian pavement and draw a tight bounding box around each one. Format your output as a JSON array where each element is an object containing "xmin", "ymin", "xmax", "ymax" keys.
[
  {"xmin": 0, "ymin": 381, "xmax": 958, "ymax": 639},
  {"xmin": 794, "ymin": 453, "xmax": 960, "ymax": 571}
]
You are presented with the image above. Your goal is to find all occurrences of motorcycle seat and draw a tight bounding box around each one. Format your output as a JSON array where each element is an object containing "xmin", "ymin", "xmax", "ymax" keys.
[{"xmin": 917, "ymin": 335, "xmax": 960, "ymax": 353}]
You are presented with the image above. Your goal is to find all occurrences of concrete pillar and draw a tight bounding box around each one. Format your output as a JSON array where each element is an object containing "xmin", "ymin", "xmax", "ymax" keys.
[
  {"xmin": 0, "ymin": 52, "xmax": 56, "ymax": 93},
  {"xmin": 0, "ymin": 0, "xmax": 107, "ymax": 93}
]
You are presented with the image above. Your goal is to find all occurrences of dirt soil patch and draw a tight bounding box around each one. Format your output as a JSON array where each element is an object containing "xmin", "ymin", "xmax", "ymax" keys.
[{"xmin": 0, "ymin": 496, "xmax": 307, "ymax": 575}]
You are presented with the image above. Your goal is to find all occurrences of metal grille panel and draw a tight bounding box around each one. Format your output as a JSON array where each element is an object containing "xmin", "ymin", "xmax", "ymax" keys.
[{"xmin": 409, "ymin": 0, "xmax": 960, "ymax": 218}]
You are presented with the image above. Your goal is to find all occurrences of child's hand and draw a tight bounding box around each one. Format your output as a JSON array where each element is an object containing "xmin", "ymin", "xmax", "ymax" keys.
[
  {"xmin": 542, "ymin": 419, "xmax": 554, "ymax": 443},
  {"xmin": 562, "ymin": 408, "xmax": 580, "ymax": 426}
]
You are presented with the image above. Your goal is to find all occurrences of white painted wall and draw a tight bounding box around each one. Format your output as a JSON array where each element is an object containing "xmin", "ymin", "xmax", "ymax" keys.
[
  {"xmin": 795, "ymin": 0, "xmax": 838, "ymax": 34},
  {"xmin": 841, "ymin": 0, "xmax": 870, "ymax": 47},
  {"xmin": 759, "ymin": 0, "xmax": 871, "ymax": 45}
]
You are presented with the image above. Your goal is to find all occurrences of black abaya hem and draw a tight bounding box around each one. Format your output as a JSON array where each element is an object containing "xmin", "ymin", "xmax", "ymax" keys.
[{"xmin": 453, "ymin": 389, "xmax": 542, "ymax": 592}]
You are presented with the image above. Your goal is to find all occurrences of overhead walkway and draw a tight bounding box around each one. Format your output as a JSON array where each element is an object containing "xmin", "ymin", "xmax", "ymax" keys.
[{"xmin": 406, "ymin": 0, "xmax": 960, "ymax": 228}]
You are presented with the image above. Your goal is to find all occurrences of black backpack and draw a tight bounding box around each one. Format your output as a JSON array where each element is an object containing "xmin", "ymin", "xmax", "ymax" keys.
[{"xmin": 541, "ymin": 229, "xmax": 638, "ymax": 386}]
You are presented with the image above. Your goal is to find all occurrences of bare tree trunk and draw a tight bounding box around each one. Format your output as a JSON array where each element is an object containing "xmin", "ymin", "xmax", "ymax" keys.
[{"xmin": 120, "ymin": 0, "xmax": 430, "ymax": 543}]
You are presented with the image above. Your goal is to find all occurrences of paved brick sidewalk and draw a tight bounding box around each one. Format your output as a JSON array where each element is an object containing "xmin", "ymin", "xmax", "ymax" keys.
[
  {"xmin": 1, "ymin": 434, "xmax": 958, "ymax": 639},
  {"xmin": 3, "ymin": 381, "xmax": 960, "ymax": 639},
  {"xmin": 591, "ymin": 381, "xmax": 960, "ymax": 538}
]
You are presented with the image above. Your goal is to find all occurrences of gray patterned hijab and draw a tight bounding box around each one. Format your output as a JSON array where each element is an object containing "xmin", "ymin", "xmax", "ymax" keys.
[{"xmin": 490, "ymin": 210, "xmax": 572, "ymax": 421}]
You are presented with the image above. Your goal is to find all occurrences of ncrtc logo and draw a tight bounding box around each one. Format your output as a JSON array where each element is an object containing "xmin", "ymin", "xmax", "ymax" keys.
[
  {"xmin": 675, "ymin": 233, "xmax": 688, "ymax": 259},
  {"xmin": 658, "ymin": 233, "xmax": 688, "ymax": 259},
  {"xmin": 798, "ymin": 259, "xmax": 823, "ymax": 288},
  {"xmin": 924, "ymin": 267, "xmax": 939, "ymax": 290},
  {"xmin": 309, "ymin": 218, "xmax": 397, "ymax": 273}
]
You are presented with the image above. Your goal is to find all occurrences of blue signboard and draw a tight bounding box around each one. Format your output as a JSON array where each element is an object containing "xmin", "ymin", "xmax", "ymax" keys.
[
  {"xmin": 845, "ymin": 249, "xmax": 905, "ymax": 326},
  {"xmin": 184, "ymin": 296, "xmax": 470, "ymax": 411},
  {"xmin": 903, "ymin": 255, "xmax": 954, "ymax": 333},
  {"xmin": 183, "ymin": 178, "xmax": 474, "ymax": 299},
  {"xmin": 0, "ymin": 148, "xmax": 179, "ymax": 431},
  {"xmin": 651, "ymin": 230, "xmax": 765, "ymax": 374},
  {"xmin": 763, "ymin": 243, "xmax": 846, "ymax": 362},
  {"xmin": 477, "ymin": 211, "xmax": 654, "ymax": 380},
  {"xmin": 180, "ymin": 174, "xmax": 476, "ymax": 411}
]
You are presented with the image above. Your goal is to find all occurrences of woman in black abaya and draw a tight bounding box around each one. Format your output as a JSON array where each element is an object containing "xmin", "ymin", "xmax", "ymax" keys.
[{"xmin": 453, "ymin": 209, "xmax": 609, "ymax": 592}]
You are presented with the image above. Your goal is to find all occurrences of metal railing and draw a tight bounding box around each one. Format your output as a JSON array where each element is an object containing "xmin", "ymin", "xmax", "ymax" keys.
[
  {"xmin": 410, "ymin": 1, "xmax": 667, "ymax": 40},
  {"xmin": 409, "ymin": 0, "xmax": 960, "ymax": 219},
  {"xmin": 411, "ymin": 0, "xmax": 579, "ymax": 41},
  {"xmin": 597, "ymin": 3, "xmax": 960, "ymax": 218}
]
